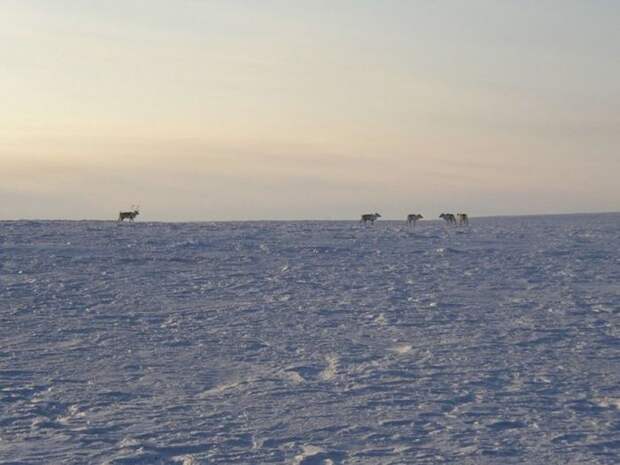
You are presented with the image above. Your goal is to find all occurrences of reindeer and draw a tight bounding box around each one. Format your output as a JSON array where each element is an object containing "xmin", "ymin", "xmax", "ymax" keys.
[
  {"xmin": 439, "ymin": 213, "xmax": 457, "ymax": 226},
  {"xmin": 407, "ymin": 214, "xmax": 423, "ymax": 228},
  {"xmin": 118, "ymin": 205, "xmax": 140, "ymax": 222},
  {"xmin": 360, "ymin": 213, "xmax": 381, "ymax": 224},
  {"xmin": 456, "ymin": 213, "xmax": 469, "ymax": 226}
]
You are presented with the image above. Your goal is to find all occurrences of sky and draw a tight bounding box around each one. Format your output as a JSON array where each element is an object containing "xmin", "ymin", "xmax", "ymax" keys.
[{"xmin": 1, "ymin": 0, "xmax": 619, "ymax": 220}]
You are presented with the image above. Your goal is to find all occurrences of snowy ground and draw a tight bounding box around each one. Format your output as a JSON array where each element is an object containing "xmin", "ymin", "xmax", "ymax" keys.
[{"xmin": 1, "ymin": 214, "xmax": 619, "ymax": 464}]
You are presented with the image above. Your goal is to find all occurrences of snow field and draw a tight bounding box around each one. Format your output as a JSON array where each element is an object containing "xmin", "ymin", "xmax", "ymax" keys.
[{"xmin": 1, "ymin": 215, "xmax": 619, "ymax": 464}]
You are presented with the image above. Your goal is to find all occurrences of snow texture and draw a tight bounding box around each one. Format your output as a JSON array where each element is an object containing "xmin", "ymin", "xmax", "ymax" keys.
[{"xmin": 1, "ymin": 214, "xmax": 619, "ymax": 464}]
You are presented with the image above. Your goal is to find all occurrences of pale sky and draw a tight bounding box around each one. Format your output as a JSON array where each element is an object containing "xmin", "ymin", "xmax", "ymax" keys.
[{"xmin": 2, "ymin": 0, "xmax": 619, "ymax": 220}]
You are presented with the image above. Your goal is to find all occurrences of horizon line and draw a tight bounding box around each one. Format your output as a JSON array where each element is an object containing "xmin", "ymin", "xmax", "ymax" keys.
[{"xmin": 2, "ymin": 210, "xmax": 619, "ymax": 223}]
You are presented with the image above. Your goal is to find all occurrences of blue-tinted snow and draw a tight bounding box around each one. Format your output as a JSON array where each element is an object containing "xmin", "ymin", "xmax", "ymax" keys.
[{"xmin": 1, "ymin": 214, "xmax": 619, "ymax": 464}]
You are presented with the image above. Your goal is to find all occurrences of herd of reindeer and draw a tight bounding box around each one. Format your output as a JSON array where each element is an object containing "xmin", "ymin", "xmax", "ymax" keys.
[
  {"xmin": 360, "ymin": 212, "xmax": 469, "ymax": 227},
  {"xmin": 118, "ymin": 207, "xmax": 469, "ymax": 227}
]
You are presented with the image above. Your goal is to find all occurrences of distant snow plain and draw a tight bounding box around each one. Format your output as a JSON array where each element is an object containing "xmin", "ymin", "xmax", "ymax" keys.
[{"xmin": 1, "ymin": 214, "xmax": 619, "ymax": 464}]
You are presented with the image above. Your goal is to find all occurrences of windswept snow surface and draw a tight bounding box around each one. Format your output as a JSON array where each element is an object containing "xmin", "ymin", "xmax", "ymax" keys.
[{"xmin": 1, "ymin": 214, "xmax": 619, "ymax": 464}]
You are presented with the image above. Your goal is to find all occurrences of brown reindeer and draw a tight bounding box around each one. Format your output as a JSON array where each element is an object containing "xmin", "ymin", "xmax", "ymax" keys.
[
  {"xmin": 118, "ymin": 206, "xmax": 140, "ymax": 222},
  {"xmin": 456, "ymin": 213, "xmax": 469, "ymax": 226},
  {"xmin": 360, "ymin": 213, "xmax": 381, "ymax": 224},
  {"xmin": 439, "ymin": 213, "xmax": 457, "ymax": 225},
  {"xmin": 407, "ymin": 214, "xmax": 423, "ymax": 227}
]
